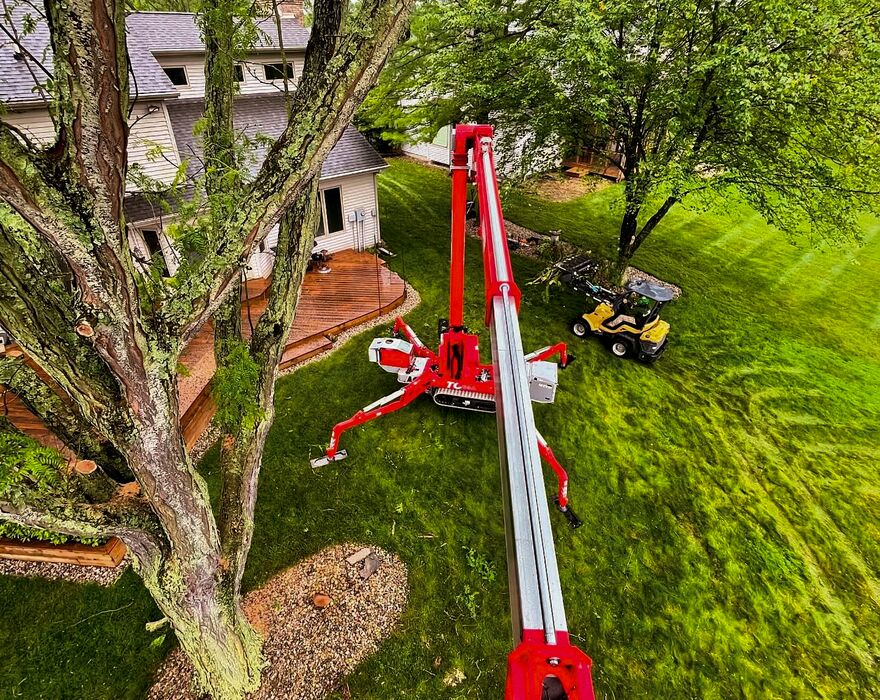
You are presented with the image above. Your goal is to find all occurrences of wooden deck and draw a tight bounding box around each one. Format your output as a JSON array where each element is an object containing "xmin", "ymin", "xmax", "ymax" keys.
[
  {"xmin": 2, "ymin": 250, "xmax": 407, "ymax": 452},
  {"xmin": 178, "ymin": 250, "xmax": 406, "ymax": 447}
]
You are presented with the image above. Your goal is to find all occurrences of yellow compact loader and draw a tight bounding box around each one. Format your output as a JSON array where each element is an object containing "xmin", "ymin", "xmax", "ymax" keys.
[{"xmin": 557, "ymin": 257, "xmax": 673, "ymax": 362}]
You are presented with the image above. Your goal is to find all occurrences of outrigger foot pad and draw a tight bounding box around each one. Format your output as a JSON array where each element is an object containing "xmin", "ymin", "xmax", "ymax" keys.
[
  {"xmin": 310, "ymin": 450, "xmax": 348, "ymax": 469},
  {"xmin": 554, "ymin": 497, "xmax": 584, "ymax": 529}
]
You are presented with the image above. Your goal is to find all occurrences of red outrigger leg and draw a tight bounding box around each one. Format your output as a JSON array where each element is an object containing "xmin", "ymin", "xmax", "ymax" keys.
[
  {"xmin": 537, "ymin": 432, "xmax": 583, "ymax": 529},
  {"xmin": 505, "ymin": 630, "xmax": 595, "ymax": 700},
  {"xmin": 392, "ymin": 317, "xmax": 432, "ymax": 355},
  {"xmin": 318, "ymin": 373, "xmax": 435, "ymax": 463},
  {"xmin": 525, "ymin": 342, "xmax": 571, "ymax": 368}
]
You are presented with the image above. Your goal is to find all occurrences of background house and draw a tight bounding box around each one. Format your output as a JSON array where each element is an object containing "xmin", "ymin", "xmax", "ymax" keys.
[
  {"xmin": 402, "ymin": 122, "xmax": 562, "ymax": 180},
  {"xmin": 0, "ymin": 5, "xmax": 387, "ymax": 282},
  {"xmin": 402, "ymin": 125, "xmax": 453, "ymax": 165}
]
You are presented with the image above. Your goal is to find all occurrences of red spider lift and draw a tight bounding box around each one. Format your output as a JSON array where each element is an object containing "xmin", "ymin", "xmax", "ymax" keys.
[{"xmin": 311, "ymin": 124, "xmax": 595, "ymax": 700}]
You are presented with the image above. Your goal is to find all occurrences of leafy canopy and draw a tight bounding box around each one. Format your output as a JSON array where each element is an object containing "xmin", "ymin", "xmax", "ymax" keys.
[{"xmin": 364, "ymin": 0, "xmax": 880, "ymax": 246}]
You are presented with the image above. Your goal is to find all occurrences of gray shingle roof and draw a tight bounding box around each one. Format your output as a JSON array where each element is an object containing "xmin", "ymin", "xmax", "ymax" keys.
[
  {"xmin": 126, "ymin": 12, "xmax": 311, "ymax": 54},
  {"xmin": 1, "ymin": 11, "xmax": 310, "ymax": 106},
  {"xmin": 166, "ymin": 93, "xmax": 387, "ymax": 181},
  {"xmin": 0, "ymin": 7, "xmax": 64, "ymax": 106}
]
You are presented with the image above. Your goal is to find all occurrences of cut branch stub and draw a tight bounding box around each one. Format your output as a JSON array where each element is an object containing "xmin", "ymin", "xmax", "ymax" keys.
[
  {"xmin": 73, "ymin": 459, "xmax": 119, "ymax": 503},
  {"xmin": 75, "ymin": 321, "xmax": 95, "ymax": 338}
]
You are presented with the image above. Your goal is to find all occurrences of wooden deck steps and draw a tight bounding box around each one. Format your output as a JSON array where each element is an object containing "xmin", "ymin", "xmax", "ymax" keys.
[
  {"xmin": 280, "ymin": 335, "xmax": 334, "ymax": 369},
  {"xmin": 181, "ymin": 391, "xmax": 217, "ymax": 450}
]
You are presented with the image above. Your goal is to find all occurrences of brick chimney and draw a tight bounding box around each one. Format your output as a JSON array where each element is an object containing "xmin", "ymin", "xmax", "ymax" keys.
[{"xmin": 277, "ymin": 0, "xmax": 305, "ymax": 25}]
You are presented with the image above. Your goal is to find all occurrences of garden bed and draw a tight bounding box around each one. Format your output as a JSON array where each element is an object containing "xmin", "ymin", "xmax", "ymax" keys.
[{"xmin": 0, "ymin": 535, "xmax": 126, "ymax": 567}]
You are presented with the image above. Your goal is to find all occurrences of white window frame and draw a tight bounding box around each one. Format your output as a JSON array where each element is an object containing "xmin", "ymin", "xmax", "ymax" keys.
[
  {"xmin": 130, "ymin": 219, "xmax": 180, "ymax": 275},
  {"xmin": 233, "ymin": 63, "xmax": 245, "ymax": 83},
  {"xmin": 162, "ymin": 65, "xmax": 189, "ymax": 88},
  {"xmin": 318, "ymin": 186, "xmax": 345, "ymax": 237}
]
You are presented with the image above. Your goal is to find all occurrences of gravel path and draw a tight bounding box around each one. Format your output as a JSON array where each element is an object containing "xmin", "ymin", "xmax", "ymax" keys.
[
  {"xmin": 147, "ymin": 543, "xmax": 409, "ymax": 700},
  {"xmin": 0, "ymin": 555, "xmax": 129, "ymax": 586}
]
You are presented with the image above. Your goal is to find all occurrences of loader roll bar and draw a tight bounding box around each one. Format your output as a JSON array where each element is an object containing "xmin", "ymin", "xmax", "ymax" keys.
[{"xmin": 457, "ymin": 124, "xmax": 595, "ymax": 700}]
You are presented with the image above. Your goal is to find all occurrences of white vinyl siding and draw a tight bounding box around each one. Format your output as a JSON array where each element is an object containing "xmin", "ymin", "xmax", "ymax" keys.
[
  {"xmin": 155, "ymin": 52, "xmax": 305, "ymax": 97},
  {"xmin": 241, "ymin": 173, "xmax": 381, "ymax": 280},
  {"xmin": 1, "ymin": 102, "xmax": 181, "ymax": 190},
  {"xmin": 313, "ymin": 173, "xmax": 381, "ymax": 255},
  {"xmin": 0, "ymin": 109, "xmax": 55, "ymax": 142},
  {"xmin": 240, "ymin": 55, "xmax": 305, "ymax": 94},
  {"xmin": 126, "ymin": 102, "xmax": 183, "ymax": 186},
  {"xmin": 402, "ymin": 126, "xmax": 452, "ymax": 165}
]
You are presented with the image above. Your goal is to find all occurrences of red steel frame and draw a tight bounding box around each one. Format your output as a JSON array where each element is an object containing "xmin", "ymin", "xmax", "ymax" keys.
[
  {"xmin": 312, "ymin": 124, "xmax": 595, "ymax": 699},
  {"xmin": 319, "ymin": 316, "xmax": 575, "ymax": 510}
]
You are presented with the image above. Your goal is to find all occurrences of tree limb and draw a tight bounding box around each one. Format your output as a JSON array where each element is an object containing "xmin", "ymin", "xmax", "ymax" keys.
[
  {"xmin": 0, "ymin": 355, "xmax": 131, "ymax": 480},
  {"xmin": 217, "ymin": 176, "xmax": 320, "ymax": 596},
  {"xmin": 168, "ymin": 0, "xmax": 414, "ymax": 343},
  {"xmin": 0, "ymin": 494, "xmax": 164, "ymax": 556}
]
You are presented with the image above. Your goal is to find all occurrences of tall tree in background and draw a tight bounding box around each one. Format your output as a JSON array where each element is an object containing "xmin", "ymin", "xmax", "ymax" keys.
[
  {"xmin": 365, "ymin": 0, "xmax": 880, "ymax": 271},
  {"xmin": 0, "ymin": 0, "xmax": 412, "ymax": 698}
]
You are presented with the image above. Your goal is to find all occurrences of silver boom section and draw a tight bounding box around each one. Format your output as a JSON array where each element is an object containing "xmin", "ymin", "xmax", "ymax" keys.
[{"xmin": 480, "ymin": 140, "xmax": 568, "ymax": 644}]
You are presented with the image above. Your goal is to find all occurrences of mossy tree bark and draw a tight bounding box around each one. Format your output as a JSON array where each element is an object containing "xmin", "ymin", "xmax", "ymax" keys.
[
  {"xmin": 212, "ymin": 0, "xmax": 345, "ymax": 604},
  {"xmin": 216, "ymin": 179, "xmax": 320, "ymax": 598},
  {"xmin": 0, "ymin": 0, "xmax": 413, "ymax": 698}
]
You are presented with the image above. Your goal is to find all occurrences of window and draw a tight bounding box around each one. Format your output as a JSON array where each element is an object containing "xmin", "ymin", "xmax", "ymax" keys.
[
  {"xmin": 432, "ymin": 126, "xmax": 450, "ymax": 148},
  {"xmin": 319, "ymin": 187, "xmax": 344, "ymax": 236},
  {"xmin": 139, "ymin": 228, "xmax": 170, "ymax": 276},
  {"xmin": 234, "ymin": 64, "xmax": 245, "ymax": 82},
  {"xmin": 263, "ymin": 62, "xmax": 294, "ymax": 81},
  {"xmin": 162, "ymin": 66, "xmax": 188, "ymax": 87}
]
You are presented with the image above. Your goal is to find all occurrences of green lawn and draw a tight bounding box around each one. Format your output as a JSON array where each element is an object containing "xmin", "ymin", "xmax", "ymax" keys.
[{"xmin": 2, "ymin": 158, "xmax": 879, "ymax": 699}]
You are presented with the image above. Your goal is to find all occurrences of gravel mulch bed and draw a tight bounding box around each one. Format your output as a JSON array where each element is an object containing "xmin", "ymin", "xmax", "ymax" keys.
[
  {"xmin": 147, "ymin": 543, "xmax": 409, "ymax": 700},
  {"xmin": 189, "ymin": 423, "xmax": 221, "ymax": 463},
  {"xmin": 0, "ymin": 555, "xmax": 129, "ymax": 586}
]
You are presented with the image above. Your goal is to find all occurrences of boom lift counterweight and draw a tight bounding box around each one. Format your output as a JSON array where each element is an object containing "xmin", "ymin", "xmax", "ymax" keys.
[{"xmin": 311, "ymin": 125, "xmax": 595, "ymax": 699}]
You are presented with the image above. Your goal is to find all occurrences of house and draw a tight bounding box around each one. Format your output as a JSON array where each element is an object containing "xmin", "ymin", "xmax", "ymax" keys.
[
  {"xmin": 402, "ymin": 122, "xmax": 562, "ymax": 179},
  {"xmin": 0, "ymin": 4, "xmax": 388, "ymax": 281},
  {"xmin": 0, "ymin": 5, "xmax": 408, "ymax": 449},
  {"xmin": 402, "ymin": 125, "xmax": 453, "ymax": 165},
  {"xmin": 563, "ymin": 130, "xmax": 625, "ymax": 182}
]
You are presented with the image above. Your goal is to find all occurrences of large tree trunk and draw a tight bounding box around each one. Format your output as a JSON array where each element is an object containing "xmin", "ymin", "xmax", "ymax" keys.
[
  {"xmin": 123, "ymin": 373, "xmax": 262, "ymax": 699},
  {"xmin": 135, "ymin": 536, "xmax": 262, "ymax": 700},
  {"xmin": 617, "ymin": 202, "xmax": 641, "ymax": 267},
  {"xmin": 616, "ymin": 180, "xmax": 678, "ymax": 272},
  {"xmin": 216, "ymin": 180, "xmax": 320, "ymax": 598}
]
